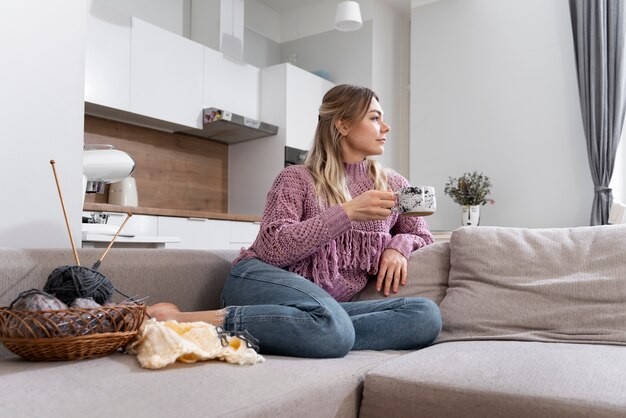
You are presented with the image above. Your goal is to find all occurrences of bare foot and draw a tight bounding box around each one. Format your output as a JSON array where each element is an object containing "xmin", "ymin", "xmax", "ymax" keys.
[
  {"xmin": 147, "ymin": 302, "xmax": 181, "ymax": 322},
  {"xmin": 146, "ymin": 303, "xmax": 227, "ymax": 326}
]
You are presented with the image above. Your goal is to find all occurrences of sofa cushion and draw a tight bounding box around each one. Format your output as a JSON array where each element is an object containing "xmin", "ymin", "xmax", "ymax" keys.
[
  {"xmin": 352, "ymin": 242, "xmax": 450, "ymax": 304},
  {"xmin": 437, "ymin": 225, "xmax": 626, "ymax": 345},
  {"xmin": 0, "ymin": 350, "xmax": 400, "ymax": 418},
  {"xmin": 360, "ymin": 341, "xmax": 626, "ymax": 418}
]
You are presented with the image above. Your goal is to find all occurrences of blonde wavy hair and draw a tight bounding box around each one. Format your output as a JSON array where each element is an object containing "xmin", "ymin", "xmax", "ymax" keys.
[{"xmin": 305, "ymin": 84, "xmax": 389, "ymax": 207}]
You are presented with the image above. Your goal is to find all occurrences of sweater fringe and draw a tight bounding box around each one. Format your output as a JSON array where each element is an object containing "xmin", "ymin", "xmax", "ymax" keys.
[{"xmin": 289, "ymin": 231, "xmax": 391, "ymax": 290}]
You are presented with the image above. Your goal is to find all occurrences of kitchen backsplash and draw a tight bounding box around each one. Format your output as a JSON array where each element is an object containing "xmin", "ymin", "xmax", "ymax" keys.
[{"xmin": 84, "ymin": 115, "xmax": 228, "ymax": 212}]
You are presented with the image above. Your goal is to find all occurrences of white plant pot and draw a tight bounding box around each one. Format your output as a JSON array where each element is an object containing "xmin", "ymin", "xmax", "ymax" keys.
[{"xmin": 461, "ymin": 205, "xmax": 481, "ymax": 226}]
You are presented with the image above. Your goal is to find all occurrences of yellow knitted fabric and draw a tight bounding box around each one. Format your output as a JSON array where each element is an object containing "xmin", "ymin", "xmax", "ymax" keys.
[{"xmin": 127, "ymin": 318, "xmax": 265, "ymax": 369}]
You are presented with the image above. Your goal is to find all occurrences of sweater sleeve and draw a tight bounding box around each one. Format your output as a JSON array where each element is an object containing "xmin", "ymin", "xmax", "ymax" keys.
[
  {"xmin": 385, "ymin": 172, "xmax": 434, "ymax": 259},
  {"xmin": 253, "ymin": 167, "xmax": 352, "ymax": 267}
]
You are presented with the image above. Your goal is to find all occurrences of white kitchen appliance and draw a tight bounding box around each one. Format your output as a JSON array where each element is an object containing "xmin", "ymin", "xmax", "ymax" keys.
[
  {"xmin": 108, "ymin": 176, "xmax": 139, "ymax": 206},
  {"xmin": 82, "ymin": 144, "xmax": 136, "ymax": 205}
]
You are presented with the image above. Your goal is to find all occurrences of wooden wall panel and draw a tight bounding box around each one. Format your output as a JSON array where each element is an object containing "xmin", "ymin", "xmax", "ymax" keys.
[{"xmin": 84, "ymin": 116, "xmax": 228, "ymax": 212}]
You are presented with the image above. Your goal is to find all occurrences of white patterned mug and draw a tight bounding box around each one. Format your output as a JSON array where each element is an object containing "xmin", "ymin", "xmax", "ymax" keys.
[{"xmin": 393, "ymin": 186, "xmax": 436, "ymax": 216}]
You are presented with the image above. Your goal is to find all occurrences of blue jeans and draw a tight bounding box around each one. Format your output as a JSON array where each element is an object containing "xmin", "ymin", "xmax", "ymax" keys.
[{"xmin": 220, "ymin": 258, "xmax": 442, "ymax": 358}]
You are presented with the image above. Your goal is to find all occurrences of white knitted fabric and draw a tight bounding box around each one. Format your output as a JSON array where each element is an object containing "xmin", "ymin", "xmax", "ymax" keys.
[{"xmin": 127, "ymin": 319, "xmax": 265, "ymax": 369}]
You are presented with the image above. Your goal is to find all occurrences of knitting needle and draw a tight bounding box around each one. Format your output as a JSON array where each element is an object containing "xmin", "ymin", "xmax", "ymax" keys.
[
  {"xmin": 92, "ymin": 212, "xmax": 133, "ymax": 270},
  {"xmin": 50, "ymin": 160, "xmax": 81, "ymax": 266}
]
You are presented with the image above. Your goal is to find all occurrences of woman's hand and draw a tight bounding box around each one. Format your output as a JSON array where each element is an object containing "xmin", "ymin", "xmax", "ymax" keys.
[
  {"xmin": 376, "ymin": 248, "xmax": 407, "ymax": 296},
  {"xmin": 342, "ymin": 190, "xmax": 396, "ymax": 221}
]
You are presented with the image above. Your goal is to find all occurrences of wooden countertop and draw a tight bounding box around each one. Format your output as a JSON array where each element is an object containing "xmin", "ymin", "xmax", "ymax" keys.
[{"xmin": 84, "ymin": 203, "xmax": 261, "ymax": 223}]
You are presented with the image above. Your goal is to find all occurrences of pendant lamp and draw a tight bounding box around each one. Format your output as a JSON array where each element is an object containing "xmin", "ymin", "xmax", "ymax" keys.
[{"xmin": 335, "ymin": 1, "xmax": 362, "ymax": 32}]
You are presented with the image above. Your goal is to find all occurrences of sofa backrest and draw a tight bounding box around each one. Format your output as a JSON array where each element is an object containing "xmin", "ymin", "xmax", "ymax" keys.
[
  {"xmin": 0, "ymin": 249, "xmax": 239, "ymax": 310},
  {"xmin": 354, "ymin": 242, "xmax": 450, "ymax": 304},
  {"xmin": 437, "ymin": 224, "xmax": 626, "ymax": 346}
]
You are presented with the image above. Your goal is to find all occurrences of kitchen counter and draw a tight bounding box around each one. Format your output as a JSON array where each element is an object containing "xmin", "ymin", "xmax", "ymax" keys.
[
  {"xmin": 82, "ymin": 234, "xmax": 181, "ymax": 249},
  {"xmin": 83, "ymin": 203, "xmax": 261, "ymax": 222}
]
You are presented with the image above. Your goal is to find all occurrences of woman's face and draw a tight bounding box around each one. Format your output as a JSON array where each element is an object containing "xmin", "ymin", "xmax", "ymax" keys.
[{"xmin": 339, "ymin": 97, "xmax": 391, "ymax": 163}]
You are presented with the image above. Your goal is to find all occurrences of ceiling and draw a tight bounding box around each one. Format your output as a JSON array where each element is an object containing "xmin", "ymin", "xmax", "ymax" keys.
[
  {"xmin": 256, "ymin": 0, "xmax": 326, "ymax": 13},
  {"xmin": 257, "ymin": 0, "xmax": 411, "ymax": 14}
]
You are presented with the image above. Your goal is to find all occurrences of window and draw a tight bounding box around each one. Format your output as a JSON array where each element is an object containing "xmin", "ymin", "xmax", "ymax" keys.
[{"xmin": 609, "ymin": 123, "xmax": 626, "ymax": 203}]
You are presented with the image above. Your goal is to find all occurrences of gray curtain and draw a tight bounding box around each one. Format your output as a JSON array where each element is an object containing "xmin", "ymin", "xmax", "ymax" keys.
[{"xmin": 569, "ymin": 0, "xmax": 626, "ymax": 225}]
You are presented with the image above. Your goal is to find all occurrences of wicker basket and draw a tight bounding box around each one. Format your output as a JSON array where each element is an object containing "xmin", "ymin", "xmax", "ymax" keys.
[{"xmin": 0, "ymin": 304, "xmax": 146, "ymax": 361}]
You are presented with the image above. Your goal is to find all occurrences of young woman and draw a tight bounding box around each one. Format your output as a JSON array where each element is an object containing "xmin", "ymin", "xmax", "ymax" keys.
[{"xmin": 148, "ymin": 84, "xmax": 441, "ymax": 358}]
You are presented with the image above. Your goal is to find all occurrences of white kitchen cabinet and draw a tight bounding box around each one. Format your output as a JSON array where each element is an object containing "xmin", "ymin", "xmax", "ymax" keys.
[
  {"xmin": 203, "ymin": 46, "xmax": 259, "ymax": 119},
  {"xmin": 85, "ymin": 0, "xmax": 131, "ymax": 111},
  {"xmin": 284, "ymin": 65, "xmax": 334, "ymax": 151},
  {"xmin": 229, "ymin": 63, "xmax": 333, "ymax": 215},
  {"xmin": 85, "ymin": 10, "xmax": 259, "ymax": 130},
  {"xmin": 130, "ymin": 18, "xmax": 204, "ymax": 128},
  {"xmin": 157, "ymin": 216, "xmax": 230, "ymax": 249},
  {"xmin": 81, "ymin": 211, "xmax": 177, "ymax": 248},
  {"xmin": 80, "ymin": 212, "xmax": 259, "ymax": 250},
  {"xmin": 258, "ymin": 63, "xmax": 333, "ymax": 151},
  {"xmin": 229, "ymin": 221, "xmax": 260, "ymax": 250},
  {"xmin": 106, "ymin": 212, "xmax": 158, "ymax": 236},
  {"xmin": 82, "ymin": 211, "xmax": 158, "ymax": 236}
]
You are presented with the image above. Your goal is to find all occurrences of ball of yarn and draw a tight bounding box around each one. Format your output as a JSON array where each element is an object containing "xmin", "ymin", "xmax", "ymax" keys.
[
  {"xmin": 69, "ymin": 297, "xmax": 102, "ymax": 309},
  {"xmin": 9, "ymin": 289, "xmax": 68, "ymax": 311},
  {"xmin": 44, "ymin": 265, "xmax": 114, "ymax": 305},
  {"xmin": 8, "ymin": 289, "xmax": 70, "ymax": 338}
]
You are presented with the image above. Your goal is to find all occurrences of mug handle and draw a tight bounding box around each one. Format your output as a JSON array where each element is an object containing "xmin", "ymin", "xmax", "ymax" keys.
[{"xmin": 390, "ymin": 189, "xmax": 401, "ymax": 212}]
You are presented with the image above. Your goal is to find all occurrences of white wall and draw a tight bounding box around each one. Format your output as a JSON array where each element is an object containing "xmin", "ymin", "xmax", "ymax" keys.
[
  {"xmin": 229, "ymin": 65, "xmax": 286, "ymax": 216},
  {"xmin": 279, "ymin": 0, "xmax": 342, "ymax": 43},
  {"xmin": 245, "ymin": 0, "xmax": 281, "ymax": 43},
  {"xmin": 244, "ymin": 28, "xmax": 281, "ymax": 69},
  {"xmin": 190, "ymin": 0, "xmax": 220, "ymax": 49},
  {"xmin": 99, "ymin": 0, "xmax": 186, "ymax": 35},
  {"xmin": 371, "ymin": 1, "xmax": 411, "ymax": 177},
  {"xmin": 410, "ymin": 0, "xmax": 592, "ymax": 229},
  {"xmin": 254, "ymin": 0, "xmax": 411, "ymax": 177},
  {"xmin": 279, "ymin": 22, "xmax": 373, "ymax": 87},
  {"xmin": 0, "ymin": 0, "xmax": 86, "ymax": 248}
]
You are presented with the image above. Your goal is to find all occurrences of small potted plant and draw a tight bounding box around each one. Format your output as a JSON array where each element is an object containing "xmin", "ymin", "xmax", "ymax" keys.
[{"xmin": 444, "ymin": 171, "xmax": 494, "ymax": 226}]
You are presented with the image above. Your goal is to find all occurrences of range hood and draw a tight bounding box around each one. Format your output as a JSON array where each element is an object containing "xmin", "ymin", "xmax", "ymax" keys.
[{"xmin": 178, "ymin": 108, "xmax": 278, "ymax": 144}]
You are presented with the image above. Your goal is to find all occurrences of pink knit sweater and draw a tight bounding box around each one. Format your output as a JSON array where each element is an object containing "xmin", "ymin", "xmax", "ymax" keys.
[{"xmin": 234, "ymin": 160, "xmax": 433, "ymax": 302}]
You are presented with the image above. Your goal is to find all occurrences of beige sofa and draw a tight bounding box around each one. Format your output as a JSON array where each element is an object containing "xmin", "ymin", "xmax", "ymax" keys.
[{"xmin": 1, "ymin": 224, "xmax": 625, "ymax": 417}]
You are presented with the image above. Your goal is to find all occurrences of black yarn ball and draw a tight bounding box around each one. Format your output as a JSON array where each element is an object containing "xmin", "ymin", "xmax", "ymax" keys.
[{"xmin": 44, "ymin": 265, "xmax": 114, "ymax": 305}]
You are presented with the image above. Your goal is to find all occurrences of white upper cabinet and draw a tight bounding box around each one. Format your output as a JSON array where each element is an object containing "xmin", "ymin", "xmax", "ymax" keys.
[
  {"xmin": 229, "ymin": 64, "xmax": 333, "ymax": 215},
  {"xmin": 85, "ymin": 0, "xmax": 131, "ymax": 111},
  {"xmin": 259, "ymin": 63, "xmax": 333, "ymax": 151},
  {"xmin": 85, "ymin": 6, "xmax": 261, "ymax": 129},
  {"xmin": 203, "ymin": 47, "xmax": 259, "ymax": 119},
  {"xmin": 285, "ymin": 65, "xmax": 333, "ymax": 151},
  {"xmin": 130, "ymin": 18, "xmax": 204, "ymax": 128}
]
